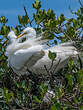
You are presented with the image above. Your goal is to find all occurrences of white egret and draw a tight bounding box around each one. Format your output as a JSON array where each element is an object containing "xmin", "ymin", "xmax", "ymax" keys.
[{"xmin": 5, "ymin": 27, "xmax": 78, "ymax": 75}]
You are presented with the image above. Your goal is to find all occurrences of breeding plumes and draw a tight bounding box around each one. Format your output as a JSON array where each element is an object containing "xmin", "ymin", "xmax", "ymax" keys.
[{"xmin": 5, "ymin": 27, "xmax": 78, "ymax": 75}]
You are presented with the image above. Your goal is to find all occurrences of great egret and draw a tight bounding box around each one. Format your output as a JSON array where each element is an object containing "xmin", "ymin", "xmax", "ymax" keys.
[{"xmin": 5, "ymin": 27, "xmax": 78, "ymax": 75}]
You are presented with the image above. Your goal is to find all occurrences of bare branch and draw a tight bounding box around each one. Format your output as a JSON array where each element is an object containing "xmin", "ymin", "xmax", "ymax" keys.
[
  {"xmin": 78, "ymin": 0, "xmax": 83, "ymax": 7},
  {"xmin": 24, "ymin": 6, "xmax": 28, "ymax": 16},
  {"xmin": 78, "ymin": 55, "xmax": 83, "ymax": 69},
  {"xmin": 44, "ymin": 65, "xmax": 50, "ymax": 75},
  {"xmin": 24, "ymin": 6, "xmax": 33, "ymax": 27},
  {"xmin": 49, "ymin": 60, "xmax": 54, "ymax": 70},
  {"xmin": 52, "ymin": 58, "xmax": 61, "ymax": 73}
]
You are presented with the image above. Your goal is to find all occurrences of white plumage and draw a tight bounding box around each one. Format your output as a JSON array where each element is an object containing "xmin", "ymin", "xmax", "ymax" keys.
[{"xmin": 5, "ymin": 27, "xmax": 78, "ymax": 75}]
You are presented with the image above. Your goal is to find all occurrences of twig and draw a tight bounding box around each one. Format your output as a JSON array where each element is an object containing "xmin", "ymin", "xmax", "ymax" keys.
[
  {"xmin": 61, "ymin": 28, "xmax": 72, "ymax": 41},
  {"xmin": 44, "ymin": 65, "xmax": 50, "ymax": 75},
  {"xmin": 24, "ymin": 6, "xmax": 28, "ymax": 16},
  {"xmin": 29, "ymin": 19, "xmax": 34, "ymax": 27},
  {"xmin": 78, "ymin": 55, "xmax": 83, "ymax": 69},
  {"xmin": 27, "ymin": 68, "xmax": 34, "ymax": 75},
  {"xmin": 44, "ymin": 65, "xmax": 55, "ymax": 88},
  {"xmin": 78, "ymin": 0, "xmax": 83, "ymax": 7},
  {"xmin": 52, "ymin": 58, "xmax": 61, "ymax": 73},
  {"xmin": 49, "ymin": 60, "xmax": 54, "ymax": 70},
  {"xmin": 26, "ymin": 68, "xmax": 38, "ymax": 82},
  {"xmin": 24, "ymin": 6, "xmax": 34, "ymax": 27}
]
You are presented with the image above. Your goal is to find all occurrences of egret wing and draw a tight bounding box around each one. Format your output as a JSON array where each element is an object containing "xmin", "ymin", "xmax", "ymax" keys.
[{"xmin": 8, "ymin": 45, "xmax": 45, "ymax": 71}]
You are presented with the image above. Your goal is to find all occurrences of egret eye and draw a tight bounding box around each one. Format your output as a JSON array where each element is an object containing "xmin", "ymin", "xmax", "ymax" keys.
[{"xmin": 21, "ymin": 37, "xmax": 26, "ymax": 43}]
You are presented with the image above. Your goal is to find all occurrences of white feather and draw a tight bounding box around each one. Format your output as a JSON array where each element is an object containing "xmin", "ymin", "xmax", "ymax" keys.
[{"xmin": 6, "ymin": 27, "xmax": 78, "ymax": 75}]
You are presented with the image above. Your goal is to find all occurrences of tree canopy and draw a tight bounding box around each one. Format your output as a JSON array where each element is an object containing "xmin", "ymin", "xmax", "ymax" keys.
[{"xmin": 0, "ymin": 0, "xmax": 83, "ymax": 110}]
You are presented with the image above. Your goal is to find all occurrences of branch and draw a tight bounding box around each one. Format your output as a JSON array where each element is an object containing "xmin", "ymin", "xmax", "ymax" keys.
[
  {"xmin": 78, "ymin": 55, "xmax": 83, "ymax": 69},
  {"xmin": 60, "ymin": 28, "xmax": 72, "ymax": 41},
  {"xmin": 26, "ymin": 68, "xmax": 38, "ymax": 82},
  {"xmin": 78, "ymin": 0, "xmax": 83, "ymax": 7},
  {"xmin": 52, "ymin": 58, "xmax": 61, "ymax": 73},
  {"xmin": 44, "ymin": 65, "xmax": 50, "ymax": 75},
  {"xmin": 24, "ymin": 6, "xmax": 34, "ymax": 27},
  {"xmin": 49, "ymin": 60, "xmax": 54, "ymax": 70},
  {"xmin": 29, "ymin": 19, "xmax": 34, "ymax": 27},
  {"xmin": 24, "ymin": 6, "xmax": 28, "ymax": 16}
]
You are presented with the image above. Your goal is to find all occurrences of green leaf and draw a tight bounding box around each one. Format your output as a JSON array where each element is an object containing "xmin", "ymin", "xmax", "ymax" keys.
[
  {"xmin": 39, "ymin": 83, "xmax": 47, "ymax": 99},
  {"xmin": 77, "ymin": 70, "xmax": 83, "ymax": 88},
  {"xmin": 18, "ymin": 14, "xmax": 30, "ymax": 26},
  {"xmin": 0, "ymin": 25, "xmax": 10, "ymax": 36},
  {"xmin": 80, "ymin": 105, "xmax": 83, "ymax": 110},
  {"xmin": 60, "ymin": 14, "xmax": 65, "ymax": 22},
  {"xmin": 3, "ymin": 88, "xmax": 14, "ymax": 103},
  {"xmin": 48, "ymin": 51, "xmax": 56, "ymax": 61},
  {"xmin": 0, "ymin": 16, "xmax": 8, "ymax": 24},
  {"xmin": 18, "ymin": 15, "xmax": 22, "ymax": 24},
  {"xmin": 51, "ymin": 104, "xmax": 57, "ymax": 110},
  {"xmin": 11, "ymin": 26, "xmax": 17, "ymax": 34},
  {"xmin": 80, "ymin": 7, "xmax": 83, "ymax": 14},
  {"xmin": 32, "ymin": 0, "xmax": 41, "ymax": 10},
  {"xmin": 54, "ymin": 40, "xmax": 57, "ymax": 45},
  {"xmin": 33, "ymin": 96, "xmax": 41, "ymax": 104},
  {"xmin": 68, "ymin": 58, "xmax": 74, "ymax": 69},
  {"xmin": 51, "ymin": 103, "xmax": 61, "ymax": 110},
  {"xmin": 66, "ymin": 74, "xmax": 74, "ymax": 91}
]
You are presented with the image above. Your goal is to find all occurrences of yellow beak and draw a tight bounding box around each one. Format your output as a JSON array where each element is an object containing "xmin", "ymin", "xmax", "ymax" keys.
[
  {"xmin": 16, "ymin": 32, "xmax": 27, "ymax": 39},
  {"xmin": 3, "ymin": 32, "xmax": 27, "ymax": 45}
]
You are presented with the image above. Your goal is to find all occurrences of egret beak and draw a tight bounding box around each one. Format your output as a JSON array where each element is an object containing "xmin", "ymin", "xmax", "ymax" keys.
[
  {"xmin": 3, "ymin": 32, "xmax": 27, "ymax": 45},
  {"xmin": 16, "ymin": 32, "xmax": 27, "ymax": 39}
]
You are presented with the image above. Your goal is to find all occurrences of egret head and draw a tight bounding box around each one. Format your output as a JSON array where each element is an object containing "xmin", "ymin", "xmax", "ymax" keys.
[
  {"xmin": 5, "ymin": 31, "xmax": 17, "ymax": 56},
  {"xmin": 17, "ymin": 27, "xmax": 36, "ymax": 40},
  {"xmin": 8, "ymin": 31, "xmax": 17, "ymax": 43},
  {"xmin": 4, "ymin": 27, "xmax": 36, "ymax": 45}
]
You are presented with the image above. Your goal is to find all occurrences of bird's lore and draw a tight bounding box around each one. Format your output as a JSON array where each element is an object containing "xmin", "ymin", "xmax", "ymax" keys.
[{"xmin": 5, "ymin": 27, "xmax": 78, "ymax": 75}]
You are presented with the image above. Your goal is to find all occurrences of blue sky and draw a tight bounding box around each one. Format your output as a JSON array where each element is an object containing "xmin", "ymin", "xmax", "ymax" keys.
[{"xmin": 0, "ymin": 0, "xmax": 81, "ymax": 27}]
